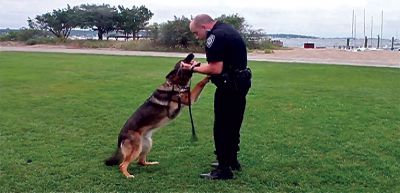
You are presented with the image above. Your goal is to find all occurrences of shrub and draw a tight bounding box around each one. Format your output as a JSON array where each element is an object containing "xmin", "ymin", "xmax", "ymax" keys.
[
  {"xmin": 18, "ymin": 29, "xmax": 47, "ymax": 41},
  {"xmin": 0, "ymin": 29, "xmax": 54, "ymax": 44},
  {"xmin": 25, "ymin": 37, "xmax": 58, "ymax": 45},
  {"xmin": 248, "ymin": 40, "xmax": 281, "ymax": 50},
  {"xmin": 264, "ymin": 49, "xmax": 274, "ymax": 54},
  {"xmin": 65, "ymin": 40, "xmax": 117, "ymax": 48},
  {"xmin": 119, "ymin": 40, "xmax": 156, "ymax": 51},
  {"xmin": 0, "ymin": 31, "xmax": 18, "ymax": 41}
]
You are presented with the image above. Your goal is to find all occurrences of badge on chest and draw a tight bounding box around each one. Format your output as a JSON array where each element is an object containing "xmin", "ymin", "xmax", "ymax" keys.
[{"xmin": 206, "ymin": 34, "xmax": 215, "ymax": 48}]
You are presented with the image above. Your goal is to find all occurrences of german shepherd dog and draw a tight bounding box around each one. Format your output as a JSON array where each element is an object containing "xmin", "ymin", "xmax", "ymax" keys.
[{"xmin": 105, "ymin": 53, "xmax": 209, "ymax": 178}]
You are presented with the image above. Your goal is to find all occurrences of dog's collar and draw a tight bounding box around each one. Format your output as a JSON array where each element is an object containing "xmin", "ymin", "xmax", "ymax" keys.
[
  {"xmin": 149, "ymin": 95, "xmax": 170, "ymax": 106},
  {"xmin": 148, "ymin": 81, "xmax": 189, "ymax": 107},
  {"xmin": 158, "ymin": 81, "xmax": 189, "ymax": 93}
]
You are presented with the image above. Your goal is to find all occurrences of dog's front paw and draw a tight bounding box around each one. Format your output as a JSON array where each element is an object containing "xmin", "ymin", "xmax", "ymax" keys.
[
  {"xmin": 138, "ymin": 161, "xmax": 160, "ymax": 166},
  {"xmin": 126, "ymin": 175, "xmax": 135, "ymax": 179},
  {"xmin": 146, "ymin": 161, "xmax": 159, "ymax": 165}
]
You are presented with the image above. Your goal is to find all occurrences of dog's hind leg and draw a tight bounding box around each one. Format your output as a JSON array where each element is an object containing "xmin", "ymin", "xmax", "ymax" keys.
[
  {"xmin": 119, "ymin": 131, "xmax": 142, "ymax": 178},
  {"xmin": 138, "ymin": 131, "xmax": 159, "ymax": 166}
]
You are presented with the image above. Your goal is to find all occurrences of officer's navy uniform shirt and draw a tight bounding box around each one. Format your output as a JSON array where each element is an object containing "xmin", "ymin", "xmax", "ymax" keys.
[{"xmin": 205, "ymin": 21, "xmax": 247, "ymax": 74}]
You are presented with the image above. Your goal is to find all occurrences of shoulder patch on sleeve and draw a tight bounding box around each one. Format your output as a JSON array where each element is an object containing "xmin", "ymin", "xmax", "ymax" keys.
[{"xmin": 206, "ymin": 34, "xmax": 215, "ymax": 48}]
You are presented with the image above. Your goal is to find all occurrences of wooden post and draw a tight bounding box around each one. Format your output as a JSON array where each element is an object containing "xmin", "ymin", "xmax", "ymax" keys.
[
  {"xmin": 392, "ymin": 37, "xmax": 395, "ymax": 50},
  {"xmin": 364, "ymin": 36, "xmax": 368, "ymax": 48},
  {"xmin": 377, "ymin": 35, "xmax": 380, "ymax": 49}
]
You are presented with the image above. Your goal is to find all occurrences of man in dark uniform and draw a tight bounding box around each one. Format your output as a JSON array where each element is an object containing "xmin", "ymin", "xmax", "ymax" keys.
[{"xmin": 181, "ymin": 14, "xmax": 252, "ymax": 180}]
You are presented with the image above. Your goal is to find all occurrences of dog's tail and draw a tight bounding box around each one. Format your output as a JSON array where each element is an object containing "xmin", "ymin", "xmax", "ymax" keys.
[
  {"xmin": 105, "ymin": 132, "xmax": 127, "ymax": 166},
  {"xmin": 104, "ymin": 147, "xmax": 122, "ymax": 166},
  {"xmin": 105, "ymin": 133, "xmax": 125, "ymax": 166}
]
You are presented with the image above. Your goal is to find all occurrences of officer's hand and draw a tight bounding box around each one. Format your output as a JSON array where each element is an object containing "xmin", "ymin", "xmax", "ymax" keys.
[
  {"xmin": 181, "ymin": 60, "xmax": 200, "ymax": 70},
  {"xmin": 180, "ymin": 61, "xmax": 192, "ymax": 70}
]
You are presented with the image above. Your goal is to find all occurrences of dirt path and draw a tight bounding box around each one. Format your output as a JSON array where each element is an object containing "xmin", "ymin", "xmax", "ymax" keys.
[{"xmin": 1, "ymin": 44, "xmax": 399, "ymax": 68}]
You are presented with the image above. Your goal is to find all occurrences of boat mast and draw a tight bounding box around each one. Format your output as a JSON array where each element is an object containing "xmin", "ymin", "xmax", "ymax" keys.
[
  {"xmin": 363, "ymin": 9, "xmax": 366, "ymax": 39},
  {"xmin": 354, "ymin": 14, "xmax": 357, "ymax": 46},
  {"xmin": 351, "ymin": 10, "xmax": 354, "ymax": 40},
  {"xmin": 370, "ymin": 16, "xmax": 373, "ymax": 47},
  {"xmin": 380, "ymin": 10, "xmax": 384, "ymax": 40}
]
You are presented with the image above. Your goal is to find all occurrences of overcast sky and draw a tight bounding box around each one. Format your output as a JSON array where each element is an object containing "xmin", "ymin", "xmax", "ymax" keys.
[{"xmin": 0, "ymin": 0, "xmax": 399, "ymax": 38}]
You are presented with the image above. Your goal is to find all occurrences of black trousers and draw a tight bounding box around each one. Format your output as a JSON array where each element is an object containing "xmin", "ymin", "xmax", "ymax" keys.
[{"xmin": 213, "ymin": 84, "xmax": 250, "ymax": 168}]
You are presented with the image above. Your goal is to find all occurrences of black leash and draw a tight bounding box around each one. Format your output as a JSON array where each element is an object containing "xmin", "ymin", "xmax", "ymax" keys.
[
  {"xmin": 187, "ymin": 79, "xmax": 197, "ymax": 141},
  {"xmin": 179, "ymin": 53, "xmax": 198, "ymax": 141}
]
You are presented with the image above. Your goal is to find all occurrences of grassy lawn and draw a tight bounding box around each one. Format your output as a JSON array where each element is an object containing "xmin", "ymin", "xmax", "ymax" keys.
[{"xmin": 0, "ymin": 52, "xmax": 399, "ymax": 192}]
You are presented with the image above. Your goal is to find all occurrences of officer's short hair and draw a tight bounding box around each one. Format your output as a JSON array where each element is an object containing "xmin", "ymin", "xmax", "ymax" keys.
[{"xmin": 192, "ymin": 14, "xmax": 215, "ymax": 26}]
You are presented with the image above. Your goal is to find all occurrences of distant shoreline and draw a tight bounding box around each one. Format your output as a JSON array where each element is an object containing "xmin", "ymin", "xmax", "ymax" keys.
[
  {"xmin": 273, "ymin": 37, "xmax": 397, "ymax": 48},
  {"xmin": 1, "ymin": 43, "xmax": 399, "ymax": 68},
  {"xmin": 1, "ymin": 28, "xmax": 398, "ymax": 38},
  {"xmin": 1, "ymin": 28, "xmax": 397, "ymax": 41}
]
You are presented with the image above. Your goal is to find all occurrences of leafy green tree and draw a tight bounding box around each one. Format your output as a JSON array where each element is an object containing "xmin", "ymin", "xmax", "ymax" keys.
[
  {"xmin": 134, "ymin": 6, "xmax": 154, "ymax": 40},
  {"xmin": 28, "ymin": 5, "xmax": 79, "ymax": 39},
  {"xmin": 159, "ymin": 16, "xmax": 196, "ymax": 48},
  {"xmin": 215, "ymin": 14, "xmax": 249, "ymax": 37},
  {"xmin": 117, "ymin": 5, "xmax": 153, "ymax": 40},
  {"xmin": 77, "ymin": 4, "xmax": 118, "ymax": 40},
  {"xmin": 146, "ymin": 23, "xmax": 160, "ymax": 41},
  {"xmin": 215, "ymin": 14, "xmax": 266, "ymax": 49}
]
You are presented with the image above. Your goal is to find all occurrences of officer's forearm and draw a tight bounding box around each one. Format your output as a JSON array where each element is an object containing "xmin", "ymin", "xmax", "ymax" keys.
[{"xmin": 193, "ymin": 61, "xmax": 223, "ymax": 75}]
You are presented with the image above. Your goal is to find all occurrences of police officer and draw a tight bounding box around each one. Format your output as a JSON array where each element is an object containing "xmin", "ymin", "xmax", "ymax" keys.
[{"xmin": 181, "ymin": 14, "xmax": 251, "ymax": 180}]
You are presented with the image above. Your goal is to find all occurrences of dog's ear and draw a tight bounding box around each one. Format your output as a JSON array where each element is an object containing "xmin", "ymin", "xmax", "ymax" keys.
[
  {"xmin": 165, "ymin": 69, "xmax": 177, "ymax": 79},
  {"xmin": 167, "ymin": 53, "xmax": 195, "ymax": 79},
  {"xmin": 183, "ymin": 53, "xmax": 194, "ymax": 63},
  {"xmin": 172, "ymin": 53, "xmax": 195, "ymax": 70}
]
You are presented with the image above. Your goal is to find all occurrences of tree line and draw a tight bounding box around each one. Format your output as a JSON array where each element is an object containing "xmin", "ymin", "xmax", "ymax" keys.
[
  {"xmin": 28, "ymin": 4, "xmax": 153, "ymax": 40},
  {"xmin": 26, "ymin": 4, "xmax": 270, "ymax": 50}
]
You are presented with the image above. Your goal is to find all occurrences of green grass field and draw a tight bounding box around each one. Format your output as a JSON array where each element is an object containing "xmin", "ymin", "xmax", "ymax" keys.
[{"xmin": 0, "ymin": 52, "xmax": 399, "ymax": 192}]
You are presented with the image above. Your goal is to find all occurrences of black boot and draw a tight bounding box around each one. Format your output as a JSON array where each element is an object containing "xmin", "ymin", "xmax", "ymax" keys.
[
  {"xmin": 200, "ymin": 167, "xmax": 233, "ymax": 180},
  {"xmin": 211, "ymin": 160, "xmax": 242, "ymax": 171}
]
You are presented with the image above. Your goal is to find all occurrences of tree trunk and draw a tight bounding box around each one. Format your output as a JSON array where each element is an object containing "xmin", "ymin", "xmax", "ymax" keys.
[{"xmin": 98, "ymin": 31, "xmax": 103, "ymax": 40}]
